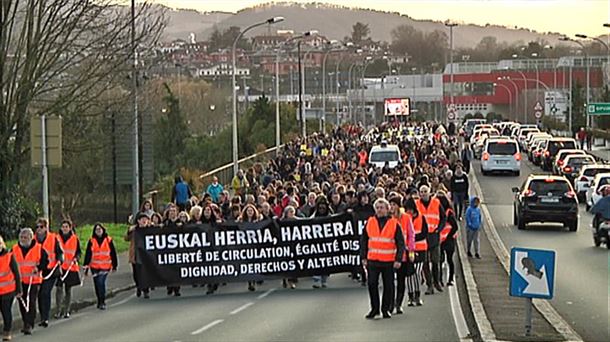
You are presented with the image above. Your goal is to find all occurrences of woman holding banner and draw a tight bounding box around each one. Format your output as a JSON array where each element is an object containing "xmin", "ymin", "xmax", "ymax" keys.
[
  {"xmin": 125, "ymin": 215, "xmax": 148, "ymax": 300},
  {"xmin": 238, "ymin": 204, "xmax": 262, "ymax": 292}
]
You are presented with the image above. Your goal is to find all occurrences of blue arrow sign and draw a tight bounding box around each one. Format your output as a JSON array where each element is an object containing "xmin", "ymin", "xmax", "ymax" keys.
[{"xmin": 510, "ymin": 247, "xmax": 555, "ymax": 299}]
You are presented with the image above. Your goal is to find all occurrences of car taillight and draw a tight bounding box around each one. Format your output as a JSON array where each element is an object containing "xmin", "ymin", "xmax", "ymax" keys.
[
  {"xmin": 563, "ymin": 166, "xmax": 573, "ymax": 173},
  {"xmin": 564, "ymin": 191, "xmax": 576, "ymax": 199},
  {"xmin": 524, "ymin": 189, "xmax": 536, "ymax": 197},
  {"xmin": 482, "ymin": 152, "xmax": 490, "ymax": 161},
  {"xmin": 579, "ymin": 176, "xmax": 588, "ymax": 182},
  {"xmin": 557, "ymin": 160, "xmax": 564, "ymax": 166},
  {"xmin": 514, "ymin": 153, "xmax": 521, "ymax": 161}
]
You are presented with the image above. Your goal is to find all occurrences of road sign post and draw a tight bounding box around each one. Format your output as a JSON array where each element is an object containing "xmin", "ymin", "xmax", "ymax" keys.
[
  {"xmin": 30, "ymin": 115, "xmax": 62, "ymax": 219},
  {"xmin": 587, "ymin": 103, "xmax": 610, "ymax": 116},
  {"xmin": 510, "ymin": 247, "xmax": 556, "ymax": 337}
]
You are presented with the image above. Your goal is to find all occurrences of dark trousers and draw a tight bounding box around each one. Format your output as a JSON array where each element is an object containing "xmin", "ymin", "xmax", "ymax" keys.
[
  {"xmin": 38, "ymin": 277, "xmax": 56, "ymax": 322},
  {"xmin": 395, "ymin": 262, "xmax": 410, "ymax": 308},
  {"xmin": 18, "ymin": 283, "xmax": 39, "ymax": 329},
  {"xmin": 55, "ymin": 284, "xmax": 73, "ymax": 314},
  {"xmin": 92, "ymin": 270, "xmax": 108, "ymax": 305},
  {"xmin": 131, "ymin": 264, "xmax": 149, "ymax": 294},
  {"xmin": 423, "ymin": 246, "xmax": 441, "ymax": 286},
  {"xmin": 0, "ymin": 294, "xmax": 14, "ymax": 332},
  {"xmin": 367, "ymin": 264, "xmax": 395, "ymax": 314},
  {"xmin": 441, "ymin": 239, "xmax": 456, "ymax": 283},
  {"xmin": 453, "ymin": 192, "xmax": 467, "ymax": 219}
]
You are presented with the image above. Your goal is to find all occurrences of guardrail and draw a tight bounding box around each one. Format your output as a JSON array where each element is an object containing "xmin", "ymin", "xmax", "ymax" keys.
[{"xmin": 199, "ymin": 145, "xmax": 284, "ymax": 189}]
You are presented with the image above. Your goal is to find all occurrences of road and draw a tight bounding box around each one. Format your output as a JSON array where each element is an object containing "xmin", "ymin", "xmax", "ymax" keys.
[
  {"xmin": 15, "ymin": 276, "xmax": 462, "ymax": 342},
  {"xmin": 473, "ymin": 159, "xmax": 609, "ymax": 342}
]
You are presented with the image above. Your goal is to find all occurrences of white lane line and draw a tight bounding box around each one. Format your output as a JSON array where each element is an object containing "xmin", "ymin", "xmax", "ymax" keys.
[
  {"xmin": 471, "ymin": 169, "xmax": 583, "ymax": 342},
  {"xmin": 110, "ymin": 293, "xmax": 136, "ymax": 308},
  {"xmin": 257, "ymin": 288, "xmax": 276, "ymax": 299},
  {"xmin": 191, "ymin": 319, "xmax": 224, "ymax": 335},
  {"xmin": 448, "ymin": 282, "xmax": 471, "ymax": 341},
  {"xmin": 229, "ymin": 302, "xmax": 255, "ymax": 315}
]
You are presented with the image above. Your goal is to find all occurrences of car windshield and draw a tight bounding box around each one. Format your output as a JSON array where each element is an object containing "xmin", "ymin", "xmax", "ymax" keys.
[
  {"xmin": 370, "ymin": 151, "xmax": 399, "ymax": 162},
  {"xmin": 584, "ymin": 168, "xmax": 610, "ymax": 176},
  {"xmin": 549, "ymin": 141, "xmax": 576, "ymax": 155},
  {"xmin": 529, "ymin": 180, "xmax": 570, "ymax": 195},
  {"xmin": 487, "ymin": 142, "xmax": 517, "ymax": 155},
  {"xmin": 598, "ymin": 177, "xmax": 610, "ymax": 188},
  {"xmin": 567, "ymin": 157, "xmax": 595, "ymax": 167}
]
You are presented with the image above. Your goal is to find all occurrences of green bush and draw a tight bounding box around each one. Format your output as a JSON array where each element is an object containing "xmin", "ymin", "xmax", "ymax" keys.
[{"xmin": 0, "ymin": 185, "xmax": 40, "ymax": 240}]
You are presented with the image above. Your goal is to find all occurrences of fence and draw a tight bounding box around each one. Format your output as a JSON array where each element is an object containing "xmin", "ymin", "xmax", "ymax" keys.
[{"xmin": 198, "ymin": 145, "xmax": 285, "ymax": 190}]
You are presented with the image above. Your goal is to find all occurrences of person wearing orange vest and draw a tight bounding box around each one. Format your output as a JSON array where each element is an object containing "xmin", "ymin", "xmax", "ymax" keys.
[
  {"xmin": 357, "ymin": 148, "xmax": 368, "ymax": 167},
  {"xmin": 415, "ymin": 186, "xmax": 446, "ymax": 296},
  {"xmin": 360, "ymin": 198, "xmax": 405, "ymax": 319},
  {"xmin": 55, "ymin": 220, "xmax": 81, "ymax": 319},
  {"xmin": 13, "ymin": 228, "xmax": 49, "ymax": 336},
  {"xmin": 34, "ymin": 218, "xmax": 63, "ymax": 328},
  {"xmin": 437, "ymin": 192, "xmax": 459, "ymax": 287},
  {"xmin": 84, "ymin": 223, "xmax": 118, "ymax": 310},
  {"xmin": 0, "ymin": 235, "xmax": 21, "ymax": 341},
  {"xmin": 389, "ymin": 196, "xmax": 415, "ymax": 315},
  {"xmin": 404, "ymin": 197, "xmax": 428, "ymax": 307}
]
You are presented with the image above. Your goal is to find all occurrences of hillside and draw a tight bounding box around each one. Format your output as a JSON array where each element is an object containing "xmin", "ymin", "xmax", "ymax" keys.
[
  {"xmin": 182, "ymin": 2, "xmax": 569, "ymax": 48},
  {"xmin": 160, "ymin": 6, "xmax": 232, "ymax": 42}
]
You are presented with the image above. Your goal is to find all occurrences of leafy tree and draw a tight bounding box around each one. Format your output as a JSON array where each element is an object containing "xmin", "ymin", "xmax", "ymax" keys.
[
  {"xmin": 389, "ymin": 25, "xmax": 447, "ymax": 72},
  {"xmin": 154, "ymin": 84, "xmax": 190, "ymax": 176},
  {"xmin": 571, "ymin": 81, "xmax": 586, "ymax": 134},
  {"xmin": 351, "ymin": 22, "xmax": 371, "ymax": 44}
]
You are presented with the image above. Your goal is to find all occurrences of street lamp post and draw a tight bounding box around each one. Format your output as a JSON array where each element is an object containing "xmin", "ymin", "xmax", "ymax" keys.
[
  {"xmin": 445, "ymin": 22, "xmax": 458, "ymax": 119},
  {"xmin": 321, "ymin": 40, "xmax": 340, "ymax": 134},
  {"xmin": 494, "ymin": 83, "xmax": 513, "ymax": 116},
  {"xmin": 347, "ymin": 60, "xmax": 360, "ymax": 123},
  {"xmin": 232, "ymin": 16, "xmax": 284, "ymax": 175},
  {"xmin": 561, "ymin": 36, "xmax": 590, "ymax": 127},
  {"xmin": 361, "ymin": 56, "xmax": 373, "ymax": 128},
  {"xmin": 499, "ymin": 76, "xmax": 519, "ymax": 121}
]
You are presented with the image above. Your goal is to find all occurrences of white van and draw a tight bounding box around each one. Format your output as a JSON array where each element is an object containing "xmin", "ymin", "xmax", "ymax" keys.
[
  {"xmin": 369, "ymin": 142, "xmax": 402, "ymax": 169},
  {"xmin": 481, "ymin": 138, "xmax": 521, "ymax": 176}
]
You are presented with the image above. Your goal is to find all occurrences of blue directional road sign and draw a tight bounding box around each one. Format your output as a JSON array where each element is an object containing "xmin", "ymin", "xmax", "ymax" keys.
[{"xmin": 510, "ymin": 247, "xmax": 555, "ymax": 300}]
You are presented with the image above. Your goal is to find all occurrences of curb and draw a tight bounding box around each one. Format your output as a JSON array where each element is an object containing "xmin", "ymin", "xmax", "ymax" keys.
[
  {"xmin": 70, "ymin": 283, "xmax": 136, "ymax": 312},
  {"xmin": 470, "ymin": 171, "xmax": 583, "ymax": 342}
]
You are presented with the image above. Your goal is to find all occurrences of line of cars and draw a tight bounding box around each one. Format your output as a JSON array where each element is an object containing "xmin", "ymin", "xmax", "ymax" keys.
[{"xmin": 463, "ymin": 120, "xmax": 609, "ymax": 237}]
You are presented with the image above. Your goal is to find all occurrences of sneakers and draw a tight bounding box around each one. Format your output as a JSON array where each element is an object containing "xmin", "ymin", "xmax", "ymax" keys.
[
  {"xmin": 407, "ymin": 298, "xmax": 415, "ymax": 307},
  {"xmin": 475, "ymin": 253, "xmax": 481, "ymax": 259},
  {"xmin": 38, "ymin": 320, "xmax": 48, "ymax": 328},
  {"xmin": 447, "ymin": 280, "xmax": 454, "ymax": 287},
  {"xmin": 415, "ymin": 297, "xmax": 423, "ymax": 306},
  {"xmin": 99, "ymin": 304, "xmax": 107, "ymax": 310},
  {"xmin": 382, "ymin": 311, "xmax": 392, "ymax": 319},
  {"xmin": 2, "ymin": 331, "xmax": 11, "ymax": 341},
  {"xmin": 321, "ymin": 283, "xmax": 327, "ymax": 288},
  {"xmin": 290, "ymin": 283, "xmax": 296, "ymax": 289},
  {"xmin": 136, "ymin": 289, "xmax": 141, "ymax": 297},
  {"xmin": 425, "ymin": 287, "xmax": 434, "ymax": 295},
  {"xmin": 63, "ymin": 312, "xmax": 70, "ymax": 319},
  {"xmin": 467, "ymin": 251, "xmax": 473, "ymax": 257},
  {"xmin": 395, "ymin": 306, "xmax": 403, "ymax": 314}
]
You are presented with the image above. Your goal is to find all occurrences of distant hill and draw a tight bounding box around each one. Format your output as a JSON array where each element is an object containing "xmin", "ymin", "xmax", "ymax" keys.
[{"xmin": 169, "ymin": 2, "xmax": 570, "ymax": 48}]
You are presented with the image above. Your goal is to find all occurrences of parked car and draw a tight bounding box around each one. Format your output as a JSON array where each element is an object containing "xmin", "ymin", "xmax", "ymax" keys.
[
  {"xmin": 481, "ymin": 138, "xmax": 521, "ymax": 176},
  {"xmin": 512, "ymin": 175, "xmax": 578, "ymax": 231}
]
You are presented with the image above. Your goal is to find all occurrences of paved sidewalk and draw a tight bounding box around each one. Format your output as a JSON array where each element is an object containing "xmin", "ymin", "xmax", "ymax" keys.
[
  {"xmin": 1, "ymin": 253, "xmax": 134, "ymax": 331},
  {"xmin": 589, "ymin": 146, "xmax": 609, "ymax": 162}
]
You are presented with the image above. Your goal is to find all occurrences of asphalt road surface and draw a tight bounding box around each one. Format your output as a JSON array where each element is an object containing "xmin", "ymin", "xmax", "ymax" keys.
[
  {"xmin": 15, "ymin": 275, "xmax": 461, "ymax": 341},
  {"xmin": 473, "ymin": 159, "xmax": 610, "ymax": 342}
]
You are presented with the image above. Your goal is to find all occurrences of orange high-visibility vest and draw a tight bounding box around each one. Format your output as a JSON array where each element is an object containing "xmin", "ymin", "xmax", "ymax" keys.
[
  {"xmin": 413, "ymin": 214, "xmax": 428, "ymax": 252},
  {"xmin": 358, "ymin": 150, "xmax": 368, "ymax": 166},
  {"xmin": 416, "ymin": 198, "xmax": 442, "ymax": 233},
  {"xmin": 440, "ymin": 208, "xmax": 458, "ymax": 243},
  {"xmin": 366, "ymin": 217, "xmax": 398, "ymax": 262},
  {"xmin": 60, "ymin": 234, "xmax": 80, "ymax": 272},
  {"xmin": 90, "ymin": 237, "xmax": 113, "ymax": 271},
  {"xmin": 13, "ymin": 244, "xmax": 43, "ymax": 285},
  {"xmin": 40, "ymin": 232, "xmax": 59, "ymax": 270},
  {"xmin": 0, "ymin": 253, "xmax": 16, "ymax": 295},
  {"xmin": 398, "ymin": 213, "xmax": 413, "ymax": 261}
]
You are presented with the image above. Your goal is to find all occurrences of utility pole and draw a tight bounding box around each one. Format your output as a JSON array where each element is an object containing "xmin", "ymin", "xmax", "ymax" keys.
[
  {"xmin": 445, "ymin": 22, "xmax": 458, "ymax": 121},
  {"xmin": 130, "ymin": 0, "xmax": 140, "ymax": 216}
]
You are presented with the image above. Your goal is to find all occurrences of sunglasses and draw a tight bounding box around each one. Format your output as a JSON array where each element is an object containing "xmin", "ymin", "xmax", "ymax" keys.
[{"xmin": 36, "ymin": 225, "xmax": 44, "ymax": 228}]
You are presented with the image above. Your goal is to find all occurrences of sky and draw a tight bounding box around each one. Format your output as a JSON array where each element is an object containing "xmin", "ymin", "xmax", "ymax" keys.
[{"xmin": 149, "ymin": 0, "xmax": 610, "ymax": 37}]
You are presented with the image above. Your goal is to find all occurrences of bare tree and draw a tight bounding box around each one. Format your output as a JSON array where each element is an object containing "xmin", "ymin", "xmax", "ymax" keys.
[{"xmin": 0, "ymin": 0, "xmax": 165, "ymax": 227}]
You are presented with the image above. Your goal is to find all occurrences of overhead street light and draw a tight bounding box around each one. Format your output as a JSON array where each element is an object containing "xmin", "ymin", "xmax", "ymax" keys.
[
  {"xmin": 575, "ymin": 33, "xmax": 610, "ymax": 51},
  {"xmin": 445, "ymin": 21, "xmax": 458, "ymax": 112},
  {"xmin": 232, "ymin": 17, "xmax": 284, "ymax": 175}
]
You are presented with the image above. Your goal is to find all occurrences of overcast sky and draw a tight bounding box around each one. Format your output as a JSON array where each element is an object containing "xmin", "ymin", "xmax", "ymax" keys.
[{"xmin": 146, "ymin": 0, "xmax": 610, "ymax": 37}]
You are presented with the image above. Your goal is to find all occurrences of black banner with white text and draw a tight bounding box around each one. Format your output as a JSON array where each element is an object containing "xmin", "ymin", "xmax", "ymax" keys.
[{"xmin": 135, "ymin": 212, "xmax": 373, "ymax": 287}]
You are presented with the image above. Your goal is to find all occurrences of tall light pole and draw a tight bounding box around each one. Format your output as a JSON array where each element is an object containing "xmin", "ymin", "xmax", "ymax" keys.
[
  {"xmin": 335, "ymin": 44, "xmax": 353, "ymax": 126},
  {"xmin": 445, "ymin": 22, "xmax": 458, "ymax": 119},
  {"xmin": 561, "ymin": 36, "xmax": 590, "ymax": 127},
  {"xmin": 232, "ymin": 17, "xmax": 284, "ymax": 175},
  {"xmin": 511, "ymin": 54, "xmax": 530, "ymax": 122},
  {"xmin": 498, "ymin": 76, "xmax": 519, "ymax": 121},
  {"xmin": 321, "ymin": 40, "xmax": 340, "ymax": 133},
  {"xmin": 130, "ymin": 0, "xmax": 140, "ymax": 216},
  {"xmin": 494, "ymin": 83, "xmax": 513, "ymax": 117},
  {"xmin": 361, "ymin": 56, "xmax": 373, "ymax": 128},
  {"xmin": 347, "ymin": 49, "xmax": 363, "ymax": 123}
]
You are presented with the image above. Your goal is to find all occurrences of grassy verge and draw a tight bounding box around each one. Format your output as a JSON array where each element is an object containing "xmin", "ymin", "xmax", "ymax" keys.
[{"xmin": 6, "ymin": 223, "xmax": 130, "ymax": 255}]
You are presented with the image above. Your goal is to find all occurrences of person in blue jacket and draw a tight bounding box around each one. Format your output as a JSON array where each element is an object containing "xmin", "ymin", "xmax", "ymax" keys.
[
  {"xmin": 465, "ymin": 196, "xmax": 482, "ymax": 259},
  {"xmin": 171, "ymin": 175, "xmax": 192, "ymax": 212},
  {"xmin": 205, "ymin": 176, "xmax": 224, "ymax": 203}
]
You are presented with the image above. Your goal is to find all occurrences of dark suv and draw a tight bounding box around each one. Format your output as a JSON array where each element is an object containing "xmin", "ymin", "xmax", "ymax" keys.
[
  {"xmin": 512, "ymin": 175, "xmax": 578, "ymax": 231},
  {"xmin": 541, "ymin": 138, "xmax": 577, "ymax": 171}
]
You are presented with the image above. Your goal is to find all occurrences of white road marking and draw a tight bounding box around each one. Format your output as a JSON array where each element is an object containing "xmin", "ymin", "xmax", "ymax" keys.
[
  {"xmin": 448, "ymin": 282, "xmax": 471, "ymax": 341},
  {"xmin": 110, "ymin": 293, "xmax": 136, "ymax": 308},
  {"xmin": 191, "ymin": 319, "xmax": 224, "ymax": 335},
  {"xmin": 257, "ymin": 288, "xmax": 276, "ymax": 299},
  {"xmin": 229, "ymin": 302, "xmax": 254, "ymax": 315}
]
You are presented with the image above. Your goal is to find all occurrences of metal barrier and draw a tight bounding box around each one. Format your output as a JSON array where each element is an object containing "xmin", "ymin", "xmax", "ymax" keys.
[{"xmin": 199, "ymin": 145, "xmax": 285, "ymax": 189}]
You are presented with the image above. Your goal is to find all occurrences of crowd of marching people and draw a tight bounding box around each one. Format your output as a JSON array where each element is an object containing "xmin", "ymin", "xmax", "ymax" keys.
[{"xmin": 0, "ymin": 119, "xmax": 481, "ymax": 338}]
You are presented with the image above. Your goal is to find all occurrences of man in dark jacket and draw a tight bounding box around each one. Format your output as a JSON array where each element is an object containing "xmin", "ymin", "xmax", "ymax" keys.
[
  {"xmin": 312, "ymin": 196, "xmax": 333, "ymax": 288},
  {"xmin": 450, "ymin": 165, "xmax": 469, "ymax": 220}
]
